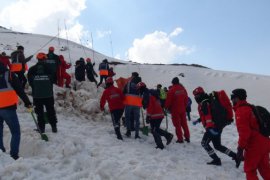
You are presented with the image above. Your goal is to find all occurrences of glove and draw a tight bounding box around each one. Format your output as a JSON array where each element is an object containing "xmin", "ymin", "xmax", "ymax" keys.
[
  {"xmin": 146, "ymin": 116, "xmax": 151, "ymax": 124},
  {"xmin": 208, "ymin": 128, "xmax": 219, "ymax": 136},
  {"xmin": 29, "ymin": 55, "xmax": 34, "ymax": 59},
  {"xmin": 236, "ymin": 147, "xmax": 244, "ymax": 161},
  {"xmin": 192, "ymin": 118, "xmax": 200, "ymax": 125}
]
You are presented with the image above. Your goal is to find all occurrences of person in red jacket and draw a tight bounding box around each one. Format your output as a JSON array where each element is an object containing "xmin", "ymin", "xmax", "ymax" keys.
[
  {"xmin": 165, "ymin": 77, "xmax": 190, "ymax": 143},
  {"xmin": 193, "ymin": 86, "xmax": 237, "ymax": 166},
  {"xmin": 57, "ymin": 55, "xmax": 71, "ymax": 88},
  {"xmin": 100, "ymin": 77, "xmax": 125, "ymax": 140},
  {"xmin": 137, "ymin": 82, "xmax": 174, "ymax": 149},
  {"xmin": 0, "ymin": 52, "xmax": 11, "ymax": 69},
  {"xmin": 231, "ymin": 89, "xmax": 270, "ymax": 180}
]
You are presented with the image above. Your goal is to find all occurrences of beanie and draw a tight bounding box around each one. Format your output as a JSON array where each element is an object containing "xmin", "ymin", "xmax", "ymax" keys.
[
  {"xmin": 231, "ymin": 88, "xmax": 247, "ymax": 100},
  {"xmin": 171, "ymin": 77, "xmax": 179, "ymax": 85}
]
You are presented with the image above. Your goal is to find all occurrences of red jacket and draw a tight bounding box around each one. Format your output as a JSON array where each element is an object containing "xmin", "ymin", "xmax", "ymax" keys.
[
  {"xmin": 0, "ymin": 55, "xmax": 11, "ymax": 69},
  {"xmin": 146, "ymin": 95, "xmax": 164, "ymax": 120},
  {"xmin": 197, "ymin": 100, "xmax": 215, "ymax": 129},
  {"xmin": 165, "ymin": 84, "xmax": 188, "ymax": 114},
  {"xmin": 233, "ymin": 100, "xmax": 270, "ymax": 150},
  {"xmin": 100, "ymin": 85, "xmax": 125, "ymax": 112}
]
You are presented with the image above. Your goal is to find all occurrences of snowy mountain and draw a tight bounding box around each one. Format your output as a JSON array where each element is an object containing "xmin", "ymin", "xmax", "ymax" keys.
[{"xmin": 1, "ymin": 28, "xmax": 269, "ymax": 180}]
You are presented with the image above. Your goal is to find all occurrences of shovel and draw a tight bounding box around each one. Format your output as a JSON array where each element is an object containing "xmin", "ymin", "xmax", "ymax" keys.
[
  {"xmin": 30, "ymin": 111, "xmax": 49, "ymax": 141},
  {"xmin": 140, "ymin": 108, "xmax": 149, "ymax": 136}
]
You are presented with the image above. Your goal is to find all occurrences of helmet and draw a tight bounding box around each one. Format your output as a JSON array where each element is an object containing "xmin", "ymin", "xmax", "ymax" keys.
[
  {"xmin": 136, "ymin": 82, "xmax": 146, "ymax": 90},
  {"xmin": 193, "ymin": 87, "xmax": 205, "ymax": 96},
  {"xmin": 105, "ymin": 77, "xmax": 114, "ymax": 84},
  {"xmin": 36, "ymin": 52, "xmax": 47, "ymax": 60},
  {"xmin": 49, "ymin": 46, "xmax": 54, "ymax": 52},
  {"xmin": 86, "ymin": 58, "xmax": 91, "ymax": 62}
]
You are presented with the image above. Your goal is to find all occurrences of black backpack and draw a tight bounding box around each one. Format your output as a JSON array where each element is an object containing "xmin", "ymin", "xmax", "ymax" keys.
[{"xmin": 250, "ymin": 105, "xmax": 270, "ymax": 137}]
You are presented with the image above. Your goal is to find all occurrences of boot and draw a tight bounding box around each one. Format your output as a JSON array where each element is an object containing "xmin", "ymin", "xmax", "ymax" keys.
[
  {"xmin": 155, "ymin": 144, "xmax": 164, "ymax": 150},
  {"xmin": 135, "ymin": 134, "xmax": 141, "ymax": 139},
  {"xmin": 185, "ymin": 138, "xmax": 190, "ymax": 143},
  {"xmin": 176, "ymin": 140, "xmax": 184, "ymax": 143},
  {"xmin": 51, "ymin": 124, "xmax": 57, "ymax": 133},
  {"xmin": 115, "ymin": 128, "xmax": 123, "ymax": 140},
  {"xmin": 166, "ymin": 134, "xmax": 174, "ymax": 145},
  {"xmin": 125, "ymin": 130, "xmax": 131, "ymax": 137},
  {"xmin": 207, "ymin": 158, "xmax": 221, "ymax": 166}
]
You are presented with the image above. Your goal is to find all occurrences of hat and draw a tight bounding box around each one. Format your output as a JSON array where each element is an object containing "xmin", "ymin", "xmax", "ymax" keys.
[
  {"xmin": 157, "ymin": 84, "xmax": 162, "ymax": 88},
  {"xmin": 17, "ymin": 45, "xmax": 24, "ymax": 50},
  {"xmin": 231, "ymin": 88, "xmax": 247, "ymax": 100},
  {"xmin": 105, "ymin": 77, "xmax": 113, "ymax": 84},
  {"xmin": 1, "ymin": 52, "xmax": 6, "ymax": 56},
  {"xmin": 80, "ymin": 57, "xmax": 85, "ymax": 61},
  {"xmin": 132, "ymin": 72, "xmax": 139, "ymax": 77},
  {"xmin": 171, "ymin": 77, "xmax": 179, "ymax": 84},
  {"xmin": 86, "ymin": 58, "xmax": 91, "ymax": 62},
  {"xmin": 49, "ymin": 46, "xmax": 54, "ymax": 52},
  {"xmin": 193, "ymin": 87, "xmax": 205, "ymax": 96},
  {"xmin": 36, "ymin": 52, "xmax": 47, "ymax": 60},
  {"xmin": 136, "ymin": 82, "xmax": 146, "ymax": 90},
  {"xmin": 103, "ymin": 59, "xmax": 108, "ymax": 63}
]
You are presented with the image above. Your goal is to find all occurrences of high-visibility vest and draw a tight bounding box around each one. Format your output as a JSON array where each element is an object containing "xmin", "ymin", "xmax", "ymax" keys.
[
  {"xmin": 10, "ymin": 53, "xmax": 28, "ymax": 72},
  {"xmin": 123, "ymin": 94, "xmax": 142, "ymax": 107},
  {"xmin": 0, "ymin": 71, "xmax": 18, "ymax": 108},
  {"xmin": 99, "ymin": 69, "xmax": 109, "ymax": 76}
]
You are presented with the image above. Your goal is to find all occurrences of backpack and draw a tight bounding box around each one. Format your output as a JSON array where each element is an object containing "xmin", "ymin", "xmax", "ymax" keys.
[
  {"xmin": 249, "ymin": 105, "xmax": 270, "ymax": 137},
  {"xmin": 209, "ymin": 90, "xmax": 234, "ymax": 129}
]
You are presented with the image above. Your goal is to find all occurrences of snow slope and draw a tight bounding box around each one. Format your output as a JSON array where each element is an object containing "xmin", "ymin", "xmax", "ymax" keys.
[{"xmin": 1, "ymin": 28, "xmax": 270, "ymax": 180}]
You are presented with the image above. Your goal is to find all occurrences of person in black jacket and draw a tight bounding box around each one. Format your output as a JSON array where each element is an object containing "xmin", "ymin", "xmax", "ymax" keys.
[
  {"xmin": 75, "ymin": 58, "xmax": 86, "ymax": 82},
  {"xmin": 97, "ymin": 59, "xmax": 109, "ymax": 88},
  {"xmin": 27, "ymin": 53, "xmax": 57, "ymax": 133},
  {"xmin": 0, "ymin": 62, "xmax": 32, "ymax": 160},
  {"xmin": 10, "ymin": 45, "xmax": 33, "ymax": 89},
  {"xmin": 85, "ymin": 58, "xmax": 98, "ymax": 85},
  {"xmin": 46, "ymin": 46, "xmax": 60, "ymax": 84}
]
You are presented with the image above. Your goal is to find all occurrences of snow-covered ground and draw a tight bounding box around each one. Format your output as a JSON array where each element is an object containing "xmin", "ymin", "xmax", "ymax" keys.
[{"xmin": 1, "ymin": 28, "xmax": 269, "ymax": 180}]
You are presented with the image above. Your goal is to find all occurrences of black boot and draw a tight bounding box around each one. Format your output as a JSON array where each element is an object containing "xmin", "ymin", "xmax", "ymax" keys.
[
  {"xmin": 125, "ymin": 130, "xmax": 131, "ymax": 137},
  {"xmin": 185, "ymin": 138, "xmax": 190, "ymax": 143},
  {"xmin": 207, "ymin": 158, "xmax": 221, "ymax": 166},
  {"xmin": 51, "ymin": 124, "xmax": 57, "ymax": 133},
  {"xmin": 166, "ymin": 134, "xmax": 174, "ymax": 145},
  {"xmin": 115, "ymin": 127, "xmax": 123, "ymax": 140},
  {"xmin": 156, "ymin": 144, "xmax": 164, "ymax": 150}
]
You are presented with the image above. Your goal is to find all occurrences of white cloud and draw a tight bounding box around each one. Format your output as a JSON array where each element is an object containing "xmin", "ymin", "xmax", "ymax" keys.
[
  {"xmin": 96, "ymin": 30, "xmax": 112, "ymax": 39},
  {"xmin": 127, "ymin": 28, "xmax": 192, "ymax": 64},
  {"xmin": 0, "ymin": 0, "xmax": 87, "ymax": 44}
]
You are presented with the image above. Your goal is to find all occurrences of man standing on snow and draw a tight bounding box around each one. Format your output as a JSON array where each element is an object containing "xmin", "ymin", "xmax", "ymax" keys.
[
  {"xmin": 57, "ymin": 55, "xmax": 71, "ymax": 88},
  {"xmin": 75, "ymin": 57, "xmax": 86, "ymax": 82},
  {"xmin": 100, "ymin": 77, "xmax": 124, "ymax": 140},
  {"xmin": 165, "ymin": 77, "xmax": 190, "ymax": 143},
  {"xmin": 10, "ymin": 45, "xmax": 33, "ymax": 89},
  {"xmin": 46, "ymin": 46, "xmax": 60, "ymax": 84},
  {"xmin": 85, "ymin": 58, "xmax": 98, "ymax": 85},
  {"xmin": 231, "ymin": 89, "xmax": 270, "ymax": 179},
  {"xmin": 97, "ymin": 59, "xmax": 109, "ymax": 88},
  {"xmin": 0, "ymin": 62, "xmax": 32, "ymax": 160},
  {"xmin": 192, "ymin": 86, "xmax": 237, "ymax": 166},
  {"xmin": 137, "ymin": 82, "xmax": 174, "ymax": 149},
  {"xmin": 123, "ymin": 72, "xmax": 142, "ymax": 138},
  {"xmin": 27, "ymin": 53, "xmax": 58, "ymax": 133},
  {"xmin": 157, "ymin": 84, "xmax": 166, "ymax": 108}
]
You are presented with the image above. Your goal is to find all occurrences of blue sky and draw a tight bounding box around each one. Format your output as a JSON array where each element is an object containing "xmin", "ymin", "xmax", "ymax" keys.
[{"xmin": 0, "ymin": 0, "xmax": 269, "ymax": 75}]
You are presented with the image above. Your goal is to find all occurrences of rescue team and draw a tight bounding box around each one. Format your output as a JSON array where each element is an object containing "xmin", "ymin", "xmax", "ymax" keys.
[{"xmin": 0, "ymin": 46, "xmax": 270, "ymax": 180}]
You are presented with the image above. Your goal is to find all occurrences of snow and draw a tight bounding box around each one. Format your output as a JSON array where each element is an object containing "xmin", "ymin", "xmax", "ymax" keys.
[{"xmin": 1, "ymin": 27, "xmax": 269, "ymax": 180}]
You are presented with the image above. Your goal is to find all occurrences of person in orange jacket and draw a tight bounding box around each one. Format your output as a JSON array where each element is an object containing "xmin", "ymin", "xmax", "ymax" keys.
[
  {"xmin": 137, "ymin": 82, "xmax": 174, "ymax": 149},
  {"xmin": 100, "ymin": 77, "xmax": 125, "ymax": 140},
  {"xmin": 57, "ymin": 55, "xmax": 71, "ymax": 88},
  {"xmin": 231, "ymin": 89, "xmax": 270, "ymax": 180},
  {"xmin": 165, "ymin": 77, "xmax": 190, "ymax": 143}
]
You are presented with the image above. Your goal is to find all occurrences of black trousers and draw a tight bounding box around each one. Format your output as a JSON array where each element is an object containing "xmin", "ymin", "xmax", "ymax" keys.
[
  {"xmin": 97, "ymin": 76, "xmax": 107, "ymax": 87},
  {"xmin": 201, "ymin": 129, "xmax": 235, "ymax": 160},
  {"xmin": 15, "ymin": 71, "xmax": 27, "ymax": 89},
  {"xmin": 34, "ymin": 97, "xmax": 57, "ymax": 132},
  {"xmin": 111, "ymin": 109, "xmax": 124, "ymax": 138},
  {"xmin": 150, "ymin": 118, "xmax": 172, "ymax": 148}
]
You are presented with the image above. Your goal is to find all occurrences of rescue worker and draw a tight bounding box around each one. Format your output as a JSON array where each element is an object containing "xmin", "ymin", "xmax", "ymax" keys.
[
  {"xmin": 137, "ymin": 82, "xmax": 173, "ymax": 149},
  {"xmin": 157, "ymin": 84, "xmax": 166, "ymax": 108},
  {"xmin": 97, "ymin": 59, "xmax": 109, "ymax": 88},
  {"xmin": 231, "ymin": 88, "xmax": 270, "ymax": 179},
  {"xmin": 85, "ymin": 58, "xmax": 98, "ymax": 85},
  {"xmin": 27, "ymin": 53, "xmax": 58, "ymax": 133},
  {"xmin": 165, "ymin": 77, "xmax": 190, "ymax": 143},
  {"xmin": 57, "ymin": 55, "xmax": 71, "ymax": 88},
  {"xmin": 0, "ymin": 52, "xmax": 11, "ymax": 69},
  {"xmin": 46, "ymin": 46, "xmax": 60, "ymax": 84},
  {"xmin": 100, "ymin": 77, "xmax": 124, "ymax": 140},
  {"xmin": 75, "ymin": 57, "xmax": 86, "ymax": 82},
  {"xmin": 0, "ymin": 62, "xmax": 32, "ymax": 160}
]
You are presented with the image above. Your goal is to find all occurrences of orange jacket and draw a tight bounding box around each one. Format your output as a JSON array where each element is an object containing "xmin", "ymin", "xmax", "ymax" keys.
[{"xmin": 0, "ymin": 71, "xmax": 18, "ymax": 108}]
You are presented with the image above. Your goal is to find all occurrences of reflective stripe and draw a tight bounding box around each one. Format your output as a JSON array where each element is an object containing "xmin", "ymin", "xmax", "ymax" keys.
[
  {"xmin": 10, "ymin": 63, "xmax": 22, "ymax": 72},
  {"xmin": 123, "ymin": 94, "xmax": 142, "ymax": 107},
  {"xmin": 99, "ymin": 69, "xmax": 109, "ymax": 76},
  {"xmin": 206, "ymin": 120, "xmax": 213, "ymax": 123},
  {"xmin": 0, "ymin": 71, "xmax": 18, "ymax": 108}
]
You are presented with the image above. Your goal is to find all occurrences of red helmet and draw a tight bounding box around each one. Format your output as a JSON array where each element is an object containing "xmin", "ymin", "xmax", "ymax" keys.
[
  {"xmin": 86, "ymin": 58, "xmax": 91, "ymax": 62},
  {"xmin": 136, "ymin": 82, "xmax": 146, "ymax": 90},
  {"xmin": 193, "ymin": 86, "xmax": 205, "ymax": 96},
  {"xmin": 105, "ymin": 77, "xmax": 114, "ymax": 84},
  {"xmin": 49, "ymin": 46, "xmax": 54, "ymax": 52},
  {"xmin": 36, "ymin": 52, "xmax": 47, "ymax": 60}
]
